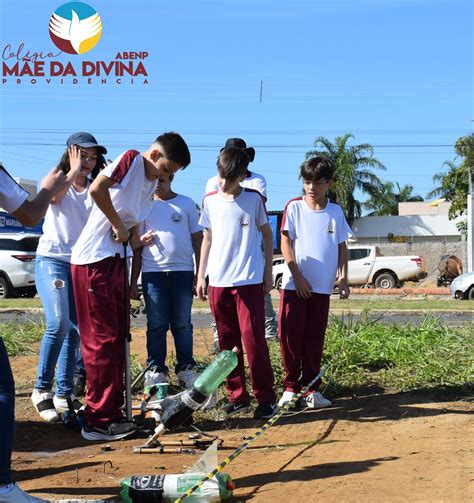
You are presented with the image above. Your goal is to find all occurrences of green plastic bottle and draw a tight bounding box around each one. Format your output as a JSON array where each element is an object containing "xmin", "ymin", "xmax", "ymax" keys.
[{"xmin": 193, "ymin": 347, "xmax": 239, "ymax": 396}]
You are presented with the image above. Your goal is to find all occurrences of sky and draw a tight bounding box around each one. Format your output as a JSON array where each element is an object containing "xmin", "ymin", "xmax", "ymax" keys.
[{"xmin": 0, "ymin": 0, "xmax": 472, "ymax": 211}]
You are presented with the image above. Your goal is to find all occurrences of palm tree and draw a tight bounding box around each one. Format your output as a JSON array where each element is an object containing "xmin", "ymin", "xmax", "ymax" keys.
[
  {"xmin": 305, "ymin": 133, "xmax": 385, "ymax": 224},
  {"xmin": 365, "ymin": 181, "xmax": 423, "ymax": 216}
]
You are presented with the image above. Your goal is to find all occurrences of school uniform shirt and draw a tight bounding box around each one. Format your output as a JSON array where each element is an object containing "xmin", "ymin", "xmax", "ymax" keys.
[
  {"xmin": 199, "ymin": 188, "xmax": 268, "ymax": 287},
  {"xmin": 0, "ymin": 167, "xmax": 28, "ymax": 213},
  {"xmin": 36, "ymin": 183, "xmax": 93, "ymax": 263},
  {"xmin": 280, "ymin": 197, "xmax": 353, "ymax": 295},
  {"xmin": 205, "ymin": 171, "xmax": 267, "ymax": 199},
  {"xmin": 71, "ymin": 150, "xmax": 156, "ymax": 265},
  {"xmin": 140, "ymin": 194, "xmax": 202, "ymax": 273}
]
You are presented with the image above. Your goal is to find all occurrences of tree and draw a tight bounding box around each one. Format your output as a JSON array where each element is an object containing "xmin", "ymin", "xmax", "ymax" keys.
[
  {"xmin": 428, "ymin": 133, "xmax": 473, "ymax": 220},
  {"xmin": 305, "ymin": 133, "xmax": 385, "ymax": 224},
  {"xmin": 364, "ymin": 181, "xmax": 423, "ymax": 216}
]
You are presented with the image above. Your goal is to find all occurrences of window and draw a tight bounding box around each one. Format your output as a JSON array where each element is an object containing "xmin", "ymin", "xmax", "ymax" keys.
[{"xmin": 348, "ymin": 248, "xmax": 370, "ymax": 261}]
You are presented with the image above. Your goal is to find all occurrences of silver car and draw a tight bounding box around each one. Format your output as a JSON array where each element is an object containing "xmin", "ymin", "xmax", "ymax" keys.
[
  {"xmin": 0, "ymin": 233, "xmax": 39, "ymax": 298},
  {"xmin": 450, "ymin": 271, "xmax": 474, "ymax": 300}
]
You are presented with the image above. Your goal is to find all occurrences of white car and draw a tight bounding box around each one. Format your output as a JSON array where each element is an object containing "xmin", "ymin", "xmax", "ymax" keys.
[
  {"xmin": 0, "ymin": 233, "xmax": 39, "ymax": 298},
  {"xmin": 450, "ymin": 272, "xmax": 474, "ymax": 300},
  {"xmin": 272, "ymin": 257, "xmax": 287, "ymax": 290}
]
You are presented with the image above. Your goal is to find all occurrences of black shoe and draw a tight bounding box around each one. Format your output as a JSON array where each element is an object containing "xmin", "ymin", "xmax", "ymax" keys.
[
  {"xmin": 81, "ymin": 419, "xmax": 137, "ymax": 441},
  {"xmin": 72, "ymin": 373, "xmax": 86, "ymax": 398},
  {"xmin": 254, "ymin": 403, "xmax": 278, "ymax": 419},
  {"xmin": 224, "ymin": 400, "xmax": 251, "ymax": 416}
]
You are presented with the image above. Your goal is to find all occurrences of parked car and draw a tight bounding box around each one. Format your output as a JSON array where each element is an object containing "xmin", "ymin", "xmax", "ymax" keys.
[
  {"xmin": 450, "ymin": 272, "xmax": 474, "ymax": 300},
  {"xmin": 0, "ymin": 233, "xmax": 40, "ymax": 298},
  {"xmin": 272, "ymin": 246, "xmax": 426, "ymax": 291}
]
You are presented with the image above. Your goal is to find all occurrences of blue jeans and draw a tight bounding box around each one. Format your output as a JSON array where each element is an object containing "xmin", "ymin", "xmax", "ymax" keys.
[
  {"xmin": 142, "ymin": 271, "xmax": 196, "ymax": 374},
  {"xmin": 0, "ymin": 338, "xmax": 14, "ymax": 484},
  {"xmin": 35, "ymin": 255, "xmax": 80, "ymax": 397}
]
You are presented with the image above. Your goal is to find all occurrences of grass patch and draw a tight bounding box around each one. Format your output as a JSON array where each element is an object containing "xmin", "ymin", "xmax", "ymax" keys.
[
  {"xmin": 2, "ymin": 320, "xmax": 45, "ymax": 357},
  {"xmin": 267, "ymin": 312, "xmax": 473, "ymax": 396},
  {"xmin": 328, "ymin": 297, "xmax": 474, "ymax": 312}
]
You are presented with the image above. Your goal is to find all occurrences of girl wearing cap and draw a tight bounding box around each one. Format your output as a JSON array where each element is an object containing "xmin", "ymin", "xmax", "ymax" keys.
[{"xmin": 31, "ymin": 133, "xmax": 107, "ymax": 422}]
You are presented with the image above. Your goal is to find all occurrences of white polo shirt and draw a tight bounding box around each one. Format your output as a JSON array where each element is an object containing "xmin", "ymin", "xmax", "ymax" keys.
[
  {"xmin": 199, "ymin": 188, "xmax": 268, "ymax": 287},
  {"xmin": 205, "ymin": 171, "xmax": 267, "ymax": 199},
  {"xmin": 0, "ymin": 167, "xmax": 28, "ymax": 213},
  {"xmin": 36, "ymin": 183, "xmax": 93, "ymax": 263},
  {"xmin": 281, "ymin": 197, "xmax": 353, "ymax": 295},
  {"xmin": 71, "ymin": 150, "xmax": 156, "ymax": 265},
  {"xmin": 140, "ymin": 194, "xmax": 202, "ymax": 273}
]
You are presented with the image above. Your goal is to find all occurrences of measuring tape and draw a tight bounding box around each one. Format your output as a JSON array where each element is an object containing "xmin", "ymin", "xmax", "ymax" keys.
[{"xmin": 174, "ymin": 360, "xmax": 332, "ymax": 502}]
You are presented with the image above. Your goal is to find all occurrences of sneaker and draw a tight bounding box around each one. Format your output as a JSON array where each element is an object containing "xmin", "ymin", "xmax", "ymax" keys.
[
  {"xmin": 72, "ymin": 373, "xmax": 86, "ymax": 398},
  {"xmin": 0, "ymin": 482, "xmax": 47, "ymax": 502},
  {"xmin": 81, "ymin": 419, "xmax": 137, "ymax": 441},
  {"xmin": 53, "ymin": 394, "xmax": 82, "ymax": 413},
  {"xmin": 277, "ymin": 390, "xmax": 297, "ymax": 409},
  {"xmin": 143, "ymin": 366, "xmax": 168, "ymax": 392},
  {"xmin": 300, "ymin": 391, "xmax": 332, "ymax": 409},
  {"xmin": 31, "ymin": 389, "xmax": 60, "ymax": 422},
  {"xmin": 224, "ymin": 400, "xmax": 251, "ymax": 416},
  {"xmin": 254, "ymin": 402, "xmax": 278, "ymax": 419},
  {"xmin": 177, "ymin": 367, "xmax": 197, "ymax": 389}
]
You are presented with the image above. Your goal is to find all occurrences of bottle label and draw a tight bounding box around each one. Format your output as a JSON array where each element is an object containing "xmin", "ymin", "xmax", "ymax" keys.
[{"xmin": 129, "ymin": 475, "xmax": 165, "ymax": 502}]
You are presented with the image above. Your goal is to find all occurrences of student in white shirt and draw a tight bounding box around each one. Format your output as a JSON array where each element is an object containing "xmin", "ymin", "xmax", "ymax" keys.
[
  {"xmin": 31, "ymin": 132, "xmax": 107, "ymax": 423},
  {"xmin": 197, "ymin": 147, "xmax": 276, "ymax": 420},
  {"xmin": 278, "ymin": 157, "xmax": 352, "ymax": 410},
  {"xmin": 0, "ymin": 164, "xmax": 66, "ymax": 503},
  {"xmin": 130, "ymin": 174, "xmax": 202, "ymax": 390}
]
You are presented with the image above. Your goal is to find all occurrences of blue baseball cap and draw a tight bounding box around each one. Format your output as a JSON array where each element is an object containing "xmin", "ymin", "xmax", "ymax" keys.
[{"xmin": 66, "ymin": 132, "xmax": 107, "ymax": 154}]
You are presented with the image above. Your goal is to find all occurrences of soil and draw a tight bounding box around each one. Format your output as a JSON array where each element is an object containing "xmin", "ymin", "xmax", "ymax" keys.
[{"xmin": 10, "ymin": 328, "xmax": 473, "ymax": 502}]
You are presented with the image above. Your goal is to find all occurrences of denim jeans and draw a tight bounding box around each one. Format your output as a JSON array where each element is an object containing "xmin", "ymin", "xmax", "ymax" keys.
[
  {"xmin": 0, "ymin": 338, "xmax": 14, "ymax": 484},
  {"xmin": 35, "ymin": 255, "xmax": 80, "ymax": 397},
  {"xmin": 142, "ymin": 271, "xmax": 196, "ymax": 374}
]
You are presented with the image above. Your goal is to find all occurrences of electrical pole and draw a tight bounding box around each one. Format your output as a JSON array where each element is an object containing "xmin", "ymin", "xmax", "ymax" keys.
[{"xmin": 467, "ymin": 168, "xmax": 473, "ymax": 272}]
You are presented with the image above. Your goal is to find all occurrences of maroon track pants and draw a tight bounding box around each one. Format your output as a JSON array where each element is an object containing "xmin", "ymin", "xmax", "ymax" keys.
[
  {"xmin": 278, "ymin": 289, "xmax": 330, "ymax": 393},
  {"xmin": 209, "ymin": 283, "xmax": 275, "ymax": 404},
  {"xmin": 71, "ymin": 256, "xmax": 127, "ymax": 426}
]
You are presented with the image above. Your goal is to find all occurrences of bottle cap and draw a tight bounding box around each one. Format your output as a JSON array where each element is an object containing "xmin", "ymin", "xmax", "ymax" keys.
[{"xmin": 232, "ymin": 347, "xmax": 239, "ymax": 354}]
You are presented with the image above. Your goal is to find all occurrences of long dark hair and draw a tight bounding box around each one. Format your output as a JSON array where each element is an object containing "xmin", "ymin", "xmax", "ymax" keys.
[{"xmin": 57, "ymin": 148, "xmax": 104, "ymax": 181}]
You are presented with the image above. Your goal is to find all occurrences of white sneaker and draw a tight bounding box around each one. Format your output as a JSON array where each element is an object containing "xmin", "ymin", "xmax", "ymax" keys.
[
  {"xmin": 143, "ymin": 367, "xmax": 168, "ymax": 391},
  {"xmin": 0, "ymin": 482, "xmax": 47, "ymax": 502},
  {"xmin": 53, "ymin": 394, "xmax": 82, "ymax": 413},
  {"xmin": 300, "ymin": 391, "xmax": 332, "ymax": 409},
  {"xmin": 177, "ymin": 368, "xmax": 197, "ymax": 389},
  {"xmin": 277, "ymin": 390, "xmax": 297, "ymax": 409},
  {"xmin": 31, "ymin": 389, "xmax": 60, "ymax": 422}
]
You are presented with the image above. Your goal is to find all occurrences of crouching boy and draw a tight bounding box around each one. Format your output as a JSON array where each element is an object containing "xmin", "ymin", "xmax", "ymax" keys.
[
  {"xmin": 278, "ymin": 157, "xmax": 352, "ymax": 409},
  {"xmin": 197, "ymin": 147, "xmax": 276, "ymax": 419}
]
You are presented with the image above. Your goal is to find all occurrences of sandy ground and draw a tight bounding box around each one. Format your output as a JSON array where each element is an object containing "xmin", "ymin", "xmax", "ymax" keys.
[{"xmin": 9, "ymin": 328, "xmax": 474, "ymax": 502}]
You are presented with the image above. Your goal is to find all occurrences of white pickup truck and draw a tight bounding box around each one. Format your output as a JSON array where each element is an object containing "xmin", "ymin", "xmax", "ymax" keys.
[{"xmin": 272, "ymin": 245, "xmax": 426, "ymax": 290}]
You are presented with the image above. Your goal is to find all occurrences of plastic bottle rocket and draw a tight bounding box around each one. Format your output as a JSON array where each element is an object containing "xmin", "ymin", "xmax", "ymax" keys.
[
  {"xmin": 120, "ymin": 472, "xmax": 234, "ymax": 502},
  {"xmin": 159, "ymin": 347, "xmax": 238, "ymax": 430}
]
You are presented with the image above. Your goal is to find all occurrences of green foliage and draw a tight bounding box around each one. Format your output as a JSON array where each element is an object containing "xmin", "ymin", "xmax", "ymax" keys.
[
  {"xmin": 364, "ymin": 181, "xmax": 423, "ymax": 216},
  {"xmin": 305, "ymin": 133, "xmax": 385, "ymax": 224},
  {"xmin": 268, "ymin": 313, "xmax": 473, "ymax": 395},
  {"xmin": 428, "ymin": 133, "xmax": 473, "ymax": 220},
  {"xmin": 2, "ymin": 321, "xmax": 45, "ymax": 357}
]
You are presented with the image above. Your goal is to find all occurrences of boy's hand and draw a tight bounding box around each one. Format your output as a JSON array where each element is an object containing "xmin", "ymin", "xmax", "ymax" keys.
[
  {"xmin": 294, "ymin": 274, "xmax": 312, "ymax": 300},
  {"xmin": 196, "ymin": 277, "xmax": 207, "ymax": 301},
  {"xmin": 112, "ymin": 224, "xmax": 130, "ymax": 242},
  {"xmin": 129, "ymin": 282, "xmax": 140, "ymax": 301},
  {"xmin": 263, "ymin": 271, "xmax": 273, "ymax": 295},
  {"xmin": 339, "ymin": 280, "xmax": 350, "ymax": 299}
]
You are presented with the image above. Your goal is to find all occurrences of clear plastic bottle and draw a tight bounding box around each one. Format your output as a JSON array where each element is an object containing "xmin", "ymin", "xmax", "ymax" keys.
[{"xmin": 193, "ymin": 347, "xmax": 239, "ymax": 396}]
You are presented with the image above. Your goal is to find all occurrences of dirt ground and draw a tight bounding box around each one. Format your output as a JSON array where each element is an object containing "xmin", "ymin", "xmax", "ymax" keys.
[{"xmin": 10, "ymin": 328, "xmax": 474, "ymax": 502}]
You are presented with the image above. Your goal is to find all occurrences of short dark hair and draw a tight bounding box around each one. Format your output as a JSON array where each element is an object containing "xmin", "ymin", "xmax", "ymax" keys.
[
  {"xmin": 300, "ymin": 156, "xmax": 334, "ymax": 181},
  {"xmin": 217, "ymin": 147, "xmax": 250, "ymax": 180},
  {"xmin": 155, "ymin": 132, "xmax": 191, "ymax": 168}
]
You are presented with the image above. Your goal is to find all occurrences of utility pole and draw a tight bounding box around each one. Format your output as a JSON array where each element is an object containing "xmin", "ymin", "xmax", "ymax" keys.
[{"xmin": 468, "ymin": 168, "xmax": 473, "ymax": 272}]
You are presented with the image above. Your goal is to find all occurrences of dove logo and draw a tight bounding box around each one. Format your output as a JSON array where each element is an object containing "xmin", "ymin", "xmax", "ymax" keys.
[{"xmin": 49, "ymin": 2, "xmax": 102, "ymax": 55}]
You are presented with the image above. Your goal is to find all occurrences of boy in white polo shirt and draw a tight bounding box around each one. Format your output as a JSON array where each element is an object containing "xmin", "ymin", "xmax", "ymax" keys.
[
  {"xmin": 197, "ymin": 147, "xmax": 276, "ymax": 420},
  {"xmin": 278, "ymin": 157, "xmax": 352, "ymax": 410},
  {"xmin": 130, "ymin": 173, "xmax": 202, "ymax": 390},
  {"xmin": 71, "ymin": 133, "xmax": 191, "ymax": 441}
]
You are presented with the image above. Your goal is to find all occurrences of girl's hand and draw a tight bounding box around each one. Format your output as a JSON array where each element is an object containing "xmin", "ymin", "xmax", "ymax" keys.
[
  {"xmin": 196, "ymin": 277, "xmax": 208, "ymax": 301},
  {"xmin": 68, "ymin": 145, "xmax": 82, "ymax": 174}
]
